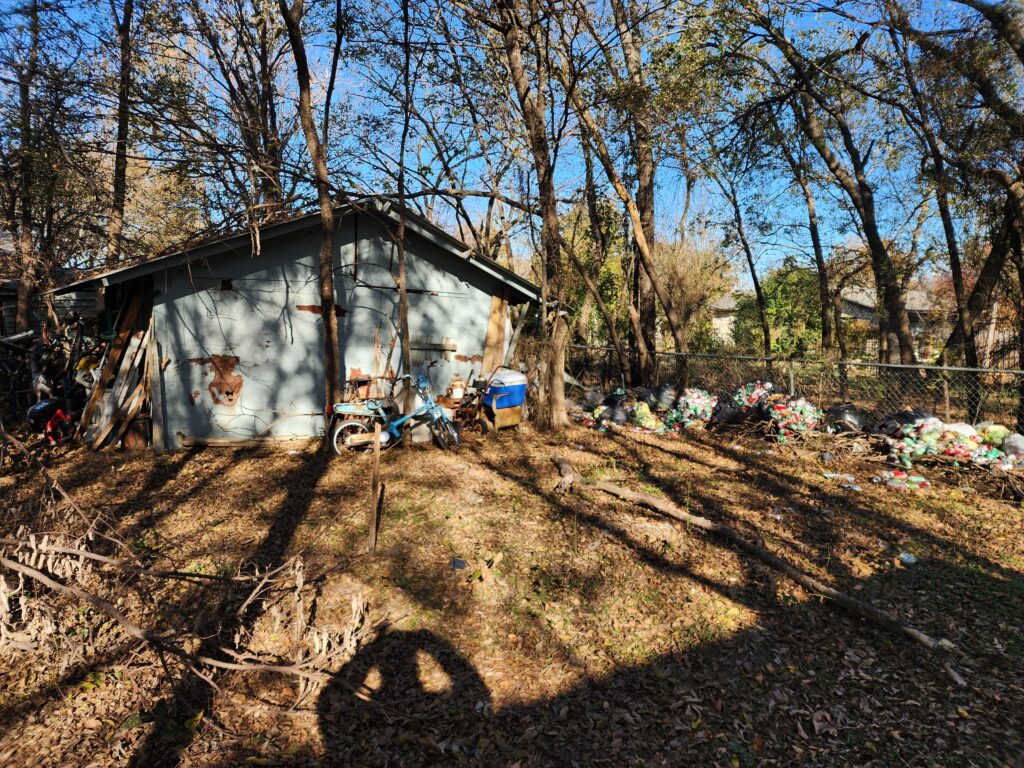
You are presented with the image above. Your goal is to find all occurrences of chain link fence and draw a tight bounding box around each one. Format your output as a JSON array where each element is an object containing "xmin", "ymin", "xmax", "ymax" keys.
[{"xmin": 567, "ymin": 345, "xmax": 1024, "ymax": 431}]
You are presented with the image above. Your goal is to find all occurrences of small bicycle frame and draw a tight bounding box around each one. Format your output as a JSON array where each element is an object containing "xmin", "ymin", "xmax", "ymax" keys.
[{"xmin": 327, "ymin": 371, "xmax": 460, "ymax": 454}]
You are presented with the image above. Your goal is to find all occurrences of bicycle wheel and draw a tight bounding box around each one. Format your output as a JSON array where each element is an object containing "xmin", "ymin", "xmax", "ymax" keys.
[
  {"xmin": 330, "ymin": 419, "xmax": 371, "ymax": 455},
  {"xmin": 434, "ymin": 419, "xmax": 461, "ymax": 451}
]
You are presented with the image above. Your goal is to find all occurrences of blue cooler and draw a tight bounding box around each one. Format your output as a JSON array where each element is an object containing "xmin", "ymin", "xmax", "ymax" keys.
[{"xmin": 483, "ymin": 368, "xmax": 528, "ymax": 410}]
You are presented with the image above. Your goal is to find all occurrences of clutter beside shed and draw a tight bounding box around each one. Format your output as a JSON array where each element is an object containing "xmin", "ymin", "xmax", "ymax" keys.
[{"xmin": 482, "ymin": 368, "xmax": 528, "ymax": 429}]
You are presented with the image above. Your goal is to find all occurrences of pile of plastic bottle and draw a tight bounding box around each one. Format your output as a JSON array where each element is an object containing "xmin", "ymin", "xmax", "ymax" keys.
[
  {"xmin": 888, "ymin": 417, "xmax": 1024, "ymax": 470},
  {"xmin": 768, "ymin": 397, "xmax": 823, "ymax": 442},
  {"xmin": 672, "ymin": 388, "xmax": 718, "ymax": 428},
  {"xmin": 574, "ymin": 381, "xmax": 1024, "ymax": 475},
  {"xmin": 734, "ymin": 380, "xmax": 774, "ymax": 411}
]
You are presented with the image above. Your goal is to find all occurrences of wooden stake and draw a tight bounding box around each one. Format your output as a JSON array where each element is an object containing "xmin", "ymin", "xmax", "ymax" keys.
[
  {"xmin": 147, "ymin": 314, "xmax": 164, "ymax": 454},
  {"xmin": 368, "ymin": 423, "xmax": 382, "ymax": 553}
]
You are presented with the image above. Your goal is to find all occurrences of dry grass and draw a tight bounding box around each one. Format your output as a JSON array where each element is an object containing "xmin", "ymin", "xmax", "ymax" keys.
[{"xmin": 1, "ymin": 424, "xmax": 1023, "ymax": 767}]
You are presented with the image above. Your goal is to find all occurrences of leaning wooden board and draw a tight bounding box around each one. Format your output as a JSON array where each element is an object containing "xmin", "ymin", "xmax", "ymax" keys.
[
  {"xmin": 83, "ymin": 330, "xmax": 146, "ymax": 444},
  {"xmin": 93, "ymin": 347, "xmax": 150, "ymax": 450},
  {"xmin": 77, "ymin": 291, "xmax": 143, "ymax": 435},
  {"xmin": 102, "ymin": 382, "xmax": 148, "ymax": 449}
]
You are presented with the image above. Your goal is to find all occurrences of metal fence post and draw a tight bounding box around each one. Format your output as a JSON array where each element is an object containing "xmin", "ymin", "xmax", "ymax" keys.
[{"xmin": 787, "ymin": 359, "xmax": 795, "ymax": 397}]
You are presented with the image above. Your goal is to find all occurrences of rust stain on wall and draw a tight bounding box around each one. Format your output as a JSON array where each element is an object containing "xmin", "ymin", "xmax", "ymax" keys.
[
  {"xmin": 188, "ymin": 389, "xmax": 200, "ymax": 405},
  {"xmin": 188, "ymin": 355, "xmax": 244, "ymax": 407},
  {"xmin": 296, "ymin": 304, "xmax": 347, "ymax": 317},
  {"xmin": 455, "ymin": 353, "xmax": 484, "ymax": 363}
]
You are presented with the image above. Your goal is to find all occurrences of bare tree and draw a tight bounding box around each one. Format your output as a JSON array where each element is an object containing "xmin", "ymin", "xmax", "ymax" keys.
[
  {"xmin": 13, "ymin": 0, "xmax": 40, "ymax": 331},
  {"xmin": 105, "ymin": 0, "xmax": 134, "ymax": 266},
  {"xmin": 277, "ymin": 0, "xmax": 346, "ymax": 418}
]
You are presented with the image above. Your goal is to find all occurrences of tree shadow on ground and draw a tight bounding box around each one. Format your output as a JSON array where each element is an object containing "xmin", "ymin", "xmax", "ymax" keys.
[
  {"xmin": 314, "ymin": 557, "xmax": 1024, "ymax": 767},
  {"xmin": 128, "ymin": 448, "xmax": 333, "ymax": 768}
]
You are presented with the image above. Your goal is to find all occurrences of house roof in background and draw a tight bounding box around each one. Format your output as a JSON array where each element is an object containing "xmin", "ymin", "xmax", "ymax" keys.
[
  {"xmin": 841, "ymin": 287, "xmax": 936, "ymax": 314},
  {"xmin": 710, "ymin": 294, "xmax": 736, "ymax": 311},
  {"xmin": 46, "ymin": 197, "xmax": 540, "ymax": 304}
]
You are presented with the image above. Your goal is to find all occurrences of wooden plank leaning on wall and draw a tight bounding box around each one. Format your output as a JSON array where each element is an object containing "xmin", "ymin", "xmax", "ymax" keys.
[{"xmin": 480, "ymin": 290, "xmax": 509, "ymax": 375}]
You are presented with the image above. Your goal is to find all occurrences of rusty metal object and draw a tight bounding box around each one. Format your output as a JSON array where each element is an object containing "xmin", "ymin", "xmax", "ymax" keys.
[{"xmin": 296, "ymin": 304, "xmax": 347, "ymax": 317}]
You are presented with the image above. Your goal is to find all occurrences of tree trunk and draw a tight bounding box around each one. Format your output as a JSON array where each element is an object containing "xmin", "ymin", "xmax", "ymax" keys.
[
  {"xmin": 774, "ymin": 116, "xmax": 833, "ymax": 352},
  {"xmin": 564, "ymin": 240, "xmax": 628, "ymax": 380},
  {"xmin": 396, "ymin": 0, "xmax": 412, "ymax": 376},
  {"xmin": 785, "ymin": 84, "xmax": 917, "ymax": 363},
  {"xmin": 609, "ymin": 0, "xmax": 657, "ymax": 381},
  {"xmin": 727, "ymin": 187, "xmax": 772, "ymax": 362},
  {"xmin": 798, "ymin": 175, "xmax": 832, "ymax": 350},
  {"xmin": 106, "ymin": 0, "xmax": 134, "ymax": 266},
  {"xmin": 497, "ymin": 0, "xmax": 569, "ymax": 429},
  {"xmin": 278, "ymin": 0, "xmax": 341, "ymax": 417},
  {"xmin": 565, "ymin": 88, "xmax": 688, "ymax": 361},
  {"xmin": 940, "ymin": 207, "xmax": 1013, "ymax": 356},
  {"xmin": 578, "ymin": 145, "xmax": 630, "ymax": 382},
  {"xmin": 1013, "ymin": 234, "xmax": 1024, "ymax": 433},
  {"xmin": 14, "ymin": 0, "xmax": 40, "ymax": 332},
  {"xmin": 891, "ymin": 26, "xmax": 978, "ymax": 402}
]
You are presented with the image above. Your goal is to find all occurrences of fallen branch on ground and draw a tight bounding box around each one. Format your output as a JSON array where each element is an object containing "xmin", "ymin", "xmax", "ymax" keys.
[{"xmin": 552, "ymin": 456, "xmax": 965, "ymax": 680}]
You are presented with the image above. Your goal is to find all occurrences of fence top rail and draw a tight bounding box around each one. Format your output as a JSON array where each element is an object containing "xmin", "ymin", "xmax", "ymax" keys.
[{"xmin": 565, "ymin": 345, "xmax": 1024, "ymax": 377}]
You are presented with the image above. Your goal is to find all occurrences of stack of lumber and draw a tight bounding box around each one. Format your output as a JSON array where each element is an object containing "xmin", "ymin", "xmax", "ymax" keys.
[{"xmin": 78, "ymin": 293, "xmax": 154, "ymax": 450}]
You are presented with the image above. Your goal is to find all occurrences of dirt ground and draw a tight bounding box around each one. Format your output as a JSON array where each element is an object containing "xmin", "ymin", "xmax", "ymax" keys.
[{"xmin": 1, "ymin": 423, "xmax": 1023, "ymax": 767}]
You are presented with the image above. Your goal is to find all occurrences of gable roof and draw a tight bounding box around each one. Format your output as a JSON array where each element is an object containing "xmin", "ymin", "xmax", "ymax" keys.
[
  {"xmin": 46, "ymin": 197, "xmax": 540, "ymax": 304},
  {"xmin": 841, "ymin": 287, "xmax": 937, "ymax": 315}
]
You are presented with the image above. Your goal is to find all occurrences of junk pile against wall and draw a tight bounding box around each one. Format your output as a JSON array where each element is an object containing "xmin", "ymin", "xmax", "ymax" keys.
[
  {"xmin": 3, "ymin": 312, "xmax": 106, "ymax": 446},
  {"xmin": 8, "ymin": 290, "xmax": 158, "ymax": 451}
]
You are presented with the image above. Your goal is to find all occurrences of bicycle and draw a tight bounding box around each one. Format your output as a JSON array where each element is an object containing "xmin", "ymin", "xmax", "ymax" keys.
[{"xmin": 327, "ymin": 367, "xmax": 461, "ymax": 455}]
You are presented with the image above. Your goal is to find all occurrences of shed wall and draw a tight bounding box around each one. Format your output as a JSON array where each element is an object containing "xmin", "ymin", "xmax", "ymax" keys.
[{"xmin": 153, "ymin": 211, "xmax": 509, "ymax": 449}]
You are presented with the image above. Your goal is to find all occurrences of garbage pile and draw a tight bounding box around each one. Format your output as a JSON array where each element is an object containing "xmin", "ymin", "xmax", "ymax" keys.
[
  {"xmin": 573, "ymin": 379, "xmax": 1024, "ymax": 473},
  {"xmin": 671, "ymin": 388, "xmax": 718, "ymax": 429},
  {"xmin": 767, "ymin": 397, "xmax": 823, "ymax": 442},
  {"xmin": 885, "ymin": 414, "xmax": 1024, "ymax": 470}
]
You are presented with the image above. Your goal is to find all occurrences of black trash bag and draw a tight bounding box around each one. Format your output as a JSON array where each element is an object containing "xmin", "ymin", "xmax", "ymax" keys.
[
  {"xmin": 750, "ymin": 398, "xmax": 776, "ymax": 423},
  {"xmin": 872, "ymin": 407, "xmax": 935, "ymax": 437},
  {"xmin": 708, "ymin": 394, "xmax": 748, "ymax": 427},
  {"xmin": 825, "ymin": 403, "xmax": 869, "ymax": 433},
  {"xmin": 655, "ymin": 383, "xmax": 678, "ymax": 411},
  {"xmin": 639, "ymin": 388, "xmax": 660, "ymax": 408},
  {"xmin": 598, "ymin": 402, "xmax": 630, "ymax": 425},
  {"xmin": 584, "ymin": 387, "xmax": 605, "ymax": 409},
  {"xmin": 602, "ymin": 391, "xmax": 626, "ymax": 408}
]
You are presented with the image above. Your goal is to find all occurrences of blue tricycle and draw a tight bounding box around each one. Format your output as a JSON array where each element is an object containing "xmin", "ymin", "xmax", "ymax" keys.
[{"xmin": 327, "ymin": 369, "xmax": 461, "ymax": 455}]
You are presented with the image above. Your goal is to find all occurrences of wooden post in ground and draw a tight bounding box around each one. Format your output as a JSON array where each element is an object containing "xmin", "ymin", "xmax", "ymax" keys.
[
  {"xmin": 368, "ymin": 423, "xmax": 382, "ymax": 553},
  {"xmin": 147, "ymin": 314, "xmax": 164, "ymax": 454}
]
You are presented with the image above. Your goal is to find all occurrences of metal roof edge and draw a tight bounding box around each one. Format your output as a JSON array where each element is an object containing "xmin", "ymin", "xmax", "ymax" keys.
[
  {"xmin": 44, "ymin": 212, "xmax": 324, "ymax": 295},
  {"xmin": 45, "ymin": 196, "xmax": 541, "ymax": 304}
]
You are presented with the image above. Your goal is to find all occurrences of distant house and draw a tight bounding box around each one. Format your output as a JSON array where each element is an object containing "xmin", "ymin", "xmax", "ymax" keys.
[
  {"xmin": 47, "ymin": 197, "xmax": 540, "ymax": 450},
  {"xmin": 838, "ymin": 287, "xmax": 944, "ymax": 336},
  {"xmin": 709, "ymin": 292, "xmax": 743, "ymax": 343},
  {"xmin": 706, "ymin": 287, "xmax": 949, "ymax": 357},
  {"xmin": 839, "ymin": 287, "xmax": 949, "ymax": 359}
]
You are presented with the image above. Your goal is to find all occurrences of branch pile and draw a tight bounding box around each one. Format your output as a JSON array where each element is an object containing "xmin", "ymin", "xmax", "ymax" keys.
[{"xmin": 0, "ymin": 422, "xmax": 371, "ymax": 704}]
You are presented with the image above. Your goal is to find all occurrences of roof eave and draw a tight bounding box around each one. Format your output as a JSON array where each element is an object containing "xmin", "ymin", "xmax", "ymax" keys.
[{"xmin": 45, "ymin": 197, "xmax": 541, "ymax": 304}]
